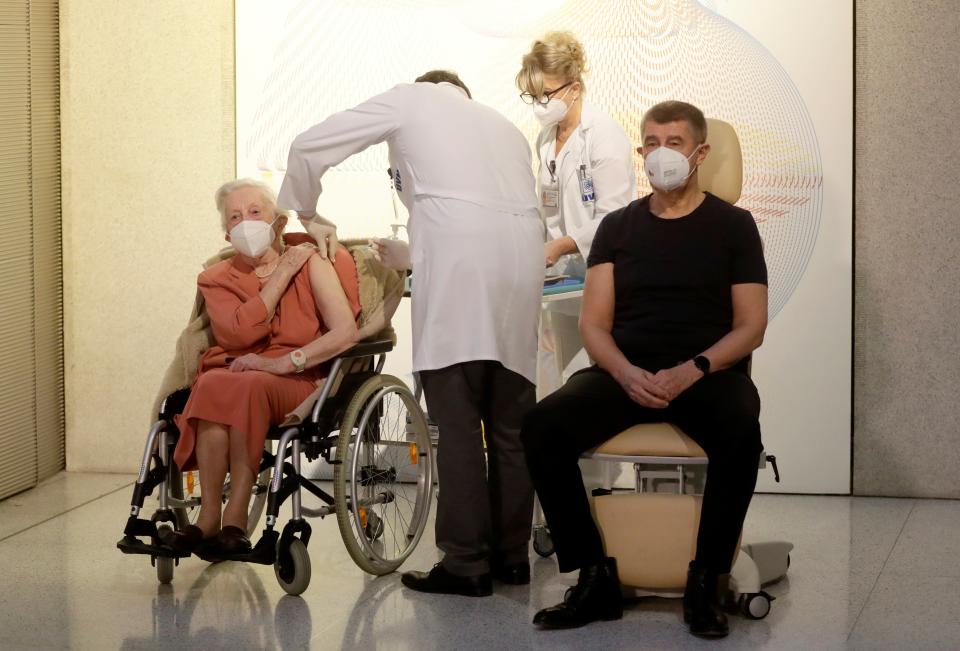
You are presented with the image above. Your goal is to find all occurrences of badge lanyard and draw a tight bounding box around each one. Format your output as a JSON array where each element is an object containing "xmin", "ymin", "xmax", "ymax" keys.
[
  {"xmin": 542, "ymin": 129, "xmax": 596, "ymax": 210},
  {"xmin": 541, "ymin": 160, "xmax": 559, "ymax": 208}
]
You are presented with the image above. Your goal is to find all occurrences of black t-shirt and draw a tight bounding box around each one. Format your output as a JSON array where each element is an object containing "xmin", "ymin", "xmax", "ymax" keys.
[{"xmin": 587, "ymin": 192, "xmax": 767, "ymax": 372}]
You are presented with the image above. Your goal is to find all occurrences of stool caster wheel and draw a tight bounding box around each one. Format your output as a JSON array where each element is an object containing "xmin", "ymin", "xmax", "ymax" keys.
[
  {"xmin": 740, "ymin": 591, "xmax": 772, "ymax": 620},
  {"xmin": 365, "ymin": 511, "xmax": 384, "ymax": 541},
  {"xmin": 533, "ymin": 526, "xmax": 555, "ymax": 558}
]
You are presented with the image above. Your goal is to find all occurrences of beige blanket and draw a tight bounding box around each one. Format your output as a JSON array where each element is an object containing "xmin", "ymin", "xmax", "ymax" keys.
[{"xmin": 151, "ymin": 239, "xmax": 404, "ymax": 426}]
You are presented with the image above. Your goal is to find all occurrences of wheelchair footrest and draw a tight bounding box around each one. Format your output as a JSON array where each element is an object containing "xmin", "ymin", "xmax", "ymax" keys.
[{"xmin": 116, "ymin": 535, "xmax": 190, "ymax": 559}]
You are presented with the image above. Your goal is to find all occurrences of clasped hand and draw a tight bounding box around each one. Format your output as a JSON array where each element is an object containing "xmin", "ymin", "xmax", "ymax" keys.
[
  {"xmin": 616, "ymin": 361, "xmax": 702, "ymax": 408},
  {"xmin": 229, "ymin": 353, "xmax": 290, "ymax": 375}
]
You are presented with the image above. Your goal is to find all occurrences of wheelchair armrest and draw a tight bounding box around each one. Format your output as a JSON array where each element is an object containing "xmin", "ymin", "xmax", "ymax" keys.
[
  {"xmin": 159, "ymin": 388, "xmax": 191, "ymax": 421},
  {"xmin": 336, "ymin": 337, "xmax": 395, "ymax": 359}
]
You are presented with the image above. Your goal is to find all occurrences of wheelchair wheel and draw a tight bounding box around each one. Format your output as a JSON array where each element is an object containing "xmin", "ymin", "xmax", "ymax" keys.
[
  {"xmin": 155, "ymin": 525, "xmax": 175, "ymax": 584},
  {"xmin": 274, "ymin": 537, "xmax": 311, "ymax": 596},
  {"xmin": 169, "ymin": 452, "xmax": 272, "ymax": 538},
  {"xmin": 334, "ymin": 374, "xmax": 434, "ymax": 576}
]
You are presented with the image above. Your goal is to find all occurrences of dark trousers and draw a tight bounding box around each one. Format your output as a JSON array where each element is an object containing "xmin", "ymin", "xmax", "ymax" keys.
[
  {"xmin": 521, "ymin": 366, "xmax": 763, "ymax": 574},
  {"xmin": 420, "ymin": 360, "xmax": 536, "ymax": 576}
]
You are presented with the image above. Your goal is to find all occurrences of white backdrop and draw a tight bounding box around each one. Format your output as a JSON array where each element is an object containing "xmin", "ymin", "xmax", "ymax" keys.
[{"xmin": 236, "ymin": 0, "xmax": 852, "ymax": 494}]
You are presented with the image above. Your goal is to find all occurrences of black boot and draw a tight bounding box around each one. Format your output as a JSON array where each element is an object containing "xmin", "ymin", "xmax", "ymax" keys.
[
  {"xmin": 532, "ymin": 557, "xmax": 623, "ymax": 629},
  {"xmin": 683, "ymin": 563, "xmax": 729, "ymax": 638}
]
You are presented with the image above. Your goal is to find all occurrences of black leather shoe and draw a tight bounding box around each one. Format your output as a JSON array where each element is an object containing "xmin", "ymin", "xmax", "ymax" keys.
[
  {"xmin": 683, "ymin": 563, "xmax": 729, "ymax": 638},
  {"xmin": 532, "ymin": 557, "xmax": 623, "ymax": 629},
  {"xmin": 401, "ymin": 563, "xmax": 493, "ymax": 597},
  {"xmin": 491, "ymin": 560, "xmax": 530, "ymax": 585},
  {"xmin": 159, "ymin": 524, "xmax": 209, "ymax": 554},
  {"xmin": 216, "ymin": 525, "xmax": 252, "ymax": 556}
]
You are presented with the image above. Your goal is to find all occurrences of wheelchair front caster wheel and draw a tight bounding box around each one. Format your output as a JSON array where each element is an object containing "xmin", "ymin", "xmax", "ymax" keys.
[
  {"xmin": 533, "ymin": 526, "xmax": 555, "ymax": 558},
  {"xmin": 739, "ymin": 592, "xmax": 772, "ymax": 620},
  {"xmin": 275, "ymin": 538, "xmax": 311, "ymax": 596},
  {"xmin": 155, "ymin": 525, "xmax": 175, "ymax": 584}
]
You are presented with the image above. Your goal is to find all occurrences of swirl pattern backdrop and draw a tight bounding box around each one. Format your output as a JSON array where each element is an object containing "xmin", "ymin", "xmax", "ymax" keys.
[{"xmin": 244, "ymin": 0, "xmax": 823, "ymax": 318}]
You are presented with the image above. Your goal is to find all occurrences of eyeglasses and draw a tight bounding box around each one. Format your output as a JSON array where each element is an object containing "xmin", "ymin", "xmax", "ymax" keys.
[{"xmin": 519, "ymin": 81, "xmax": 574, "ymax": 106}]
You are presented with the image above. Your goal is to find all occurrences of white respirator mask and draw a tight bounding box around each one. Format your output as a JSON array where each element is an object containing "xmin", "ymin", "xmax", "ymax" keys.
[
  {"xmin": 644, "ymin": 145, "xmax": 702, "ymax": 192},
  {"xmin": 229, "ymin": 216, "xmax": 278, "ymax": 258},
  {"xmin": 533, "ymin": 87, "xmax": 573, "ymax": 127}
]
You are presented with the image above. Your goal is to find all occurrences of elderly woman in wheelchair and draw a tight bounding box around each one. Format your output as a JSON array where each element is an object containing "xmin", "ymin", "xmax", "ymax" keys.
[
  {"xmin": 119, "ymin": 178, "xmax": 434, "ymax": 594},
  {"xmin": 161, "ymin": 179, "xmax": 362, "ymax": 555}
]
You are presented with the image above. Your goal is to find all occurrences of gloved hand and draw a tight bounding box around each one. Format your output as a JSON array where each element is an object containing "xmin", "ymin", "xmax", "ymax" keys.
[
  {"xmin": 298, "ymin": 213, "xmax": 339, "ymax": 261},
  {"xmin": 369, "ymin": 237, "xmax": 411, "ymax": 271}
]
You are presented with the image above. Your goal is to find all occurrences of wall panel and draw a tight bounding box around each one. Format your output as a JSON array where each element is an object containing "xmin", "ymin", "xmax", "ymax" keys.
[{"xmin": 854, "ymin": 0, "xmax": 960, "ymax": 497}]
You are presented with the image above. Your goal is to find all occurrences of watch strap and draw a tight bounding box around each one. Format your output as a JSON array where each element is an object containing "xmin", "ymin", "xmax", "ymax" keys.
[
  {"xmin": 290, "ymin": 349, "xmax": 307, "ymax": 373},
  {"xmin": 693, "ymin": 355, "xmax": 711, "ymax": 375}
]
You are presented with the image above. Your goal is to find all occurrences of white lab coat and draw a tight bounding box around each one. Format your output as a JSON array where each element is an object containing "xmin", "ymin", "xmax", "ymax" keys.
[
  {"xmin": 535, "ymin": 103, "xmax": 636, "ymax": 397},
  {"xmin": 537, "ymin": 102, "xmax": 636, "ymax": 280},
  {"xmin": 278, "ymin": 82, "xmax": 544, "ymax": 384}
]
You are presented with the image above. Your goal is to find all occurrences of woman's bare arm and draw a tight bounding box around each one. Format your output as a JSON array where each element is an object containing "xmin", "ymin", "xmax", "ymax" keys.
[
  {"xmin": 228, "ymin": 255, "xmax": 360, "ymax": 375},
  {"xmin": 293, "ymin": 255, "xmax": 361, "ymax": 371}
]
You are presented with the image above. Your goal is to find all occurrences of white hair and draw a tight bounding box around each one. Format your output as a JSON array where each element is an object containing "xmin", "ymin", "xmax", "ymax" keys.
[{"xmin": 214, "ymin": 178, "xmax": 283, "ymax": 231}]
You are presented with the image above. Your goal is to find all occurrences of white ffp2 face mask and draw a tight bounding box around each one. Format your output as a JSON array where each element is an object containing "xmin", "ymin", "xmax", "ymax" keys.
[
  {"xmin": 532, "ymin": 87, "xmax": 572, "ymax": 128},
  {"xmin": 229, "ymin": 217, "xmax": 277, "ymax": 258},
  {"xmin": 644, "ymin": 145, "xmax": 702, "ymax": 192}
]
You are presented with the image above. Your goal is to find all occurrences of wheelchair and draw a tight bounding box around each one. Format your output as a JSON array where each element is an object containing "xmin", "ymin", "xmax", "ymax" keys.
[{"xmin": 117, "ymin": 332, "xmax": 435, "ymax": 595}]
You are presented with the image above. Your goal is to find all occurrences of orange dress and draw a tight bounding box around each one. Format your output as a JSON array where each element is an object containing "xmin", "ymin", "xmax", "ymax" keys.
[{"xmin": 173, "ymin": 239, "xmax": 362, "ymax": 474}]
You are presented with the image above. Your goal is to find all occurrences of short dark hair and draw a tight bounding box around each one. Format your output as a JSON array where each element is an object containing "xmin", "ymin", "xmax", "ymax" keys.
[
  {"xmin": 641, "ymin": 100, "xmax": 707, "ymax": 144},
  {"xmin": 415, "ymin": 70, "xmax": 472, "ymax": 99}
]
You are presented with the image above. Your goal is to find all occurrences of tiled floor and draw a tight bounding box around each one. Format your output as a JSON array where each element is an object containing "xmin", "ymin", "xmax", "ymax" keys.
[{"xmin": 1, "ymin": 473, "xmax": 958, "ymax": 650}]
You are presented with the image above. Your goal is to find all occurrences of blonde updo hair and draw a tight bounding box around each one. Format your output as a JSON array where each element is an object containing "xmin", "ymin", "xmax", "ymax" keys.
[
  {"xmin": 516, "ymin": 31, "xmax": 588, "ymax": 99},
  {"xmin": 214, "ymin": 178, "xmax": 283, "ymax": 232}
]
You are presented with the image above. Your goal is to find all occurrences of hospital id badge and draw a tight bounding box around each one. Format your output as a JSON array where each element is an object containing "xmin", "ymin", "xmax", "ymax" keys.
[
  {"xmin": 578, "ymin": 166, "xmax": 595, "ymax": 203},
  {"xmin": 542, "ymin": 183, "xmax": 559, "ymax": 208}
]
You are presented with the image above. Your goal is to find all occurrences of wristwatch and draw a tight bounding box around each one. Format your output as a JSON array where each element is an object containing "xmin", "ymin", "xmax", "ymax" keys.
[
  {"xmin": 692, "ymin": 355, "xmax": 711, "ymax": 376},
  {"xmin": 289, "ymin": 349, "xmax": 307, "ymax": 373}
]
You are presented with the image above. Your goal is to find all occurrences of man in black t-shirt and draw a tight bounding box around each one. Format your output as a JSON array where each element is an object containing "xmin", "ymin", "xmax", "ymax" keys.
[{"xmin": 522, "ymin": 101, "xmax": 768, "ymax": 639}]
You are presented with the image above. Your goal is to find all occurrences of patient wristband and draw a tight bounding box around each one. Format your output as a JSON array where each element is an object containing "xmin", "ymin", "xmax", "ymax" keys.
[{"xmin": 290, "ymin": 349, "xmax": 307, "ymax": 373}]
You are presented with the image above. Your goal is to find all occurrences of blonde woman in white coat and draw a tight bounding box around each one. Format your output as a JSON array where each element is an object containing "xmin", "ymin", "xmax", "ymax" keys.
[{"xmin": 517, "ymin": 32, "xmax": 636, "ymax": 396}]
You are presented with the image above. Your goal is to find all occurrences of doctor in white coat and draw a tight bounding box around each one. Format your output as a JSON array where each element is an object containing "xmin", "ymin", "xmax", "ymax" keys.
[
  {"xmin": 516, "ymin": 32, "xmax": 636, "ymax": 396},
  {"xmin": 278, "ymin": 70, "xmax": 544, "ymax": 597}
]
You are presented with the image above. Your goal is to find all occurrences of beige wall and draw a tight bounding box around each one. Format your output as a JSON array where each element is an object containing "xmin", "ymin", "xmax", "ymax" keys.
[
  {"xmin": 854, "ymin": 0, "xmax": 960, "ymax": 497},
  {"xmin": 62, "ymin": 1, "xmax": 235, "ymax": 471},
  {"xmin": 60, "ymin": 1, "xmax": 960, "ymax": 495}
]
